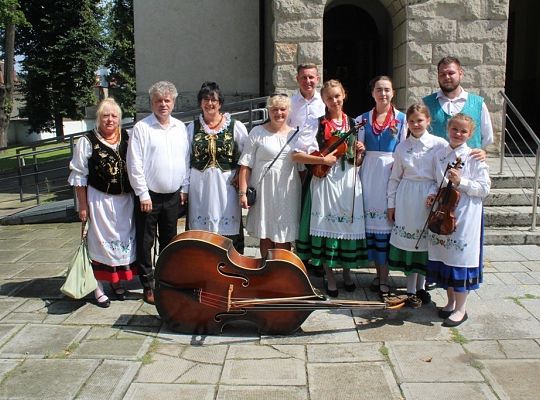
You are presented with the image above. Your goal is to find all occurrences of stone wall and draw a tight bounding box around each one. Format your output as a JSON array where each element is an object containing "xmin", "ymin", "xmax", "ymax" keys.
[{"xmin": 406, "ymin": 0, "xmax": 509, "ymax": 152}]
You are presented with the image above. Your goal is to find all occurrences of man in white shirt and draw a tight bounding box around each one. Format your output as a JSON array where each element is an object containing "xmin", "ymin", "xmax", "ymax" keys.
[
  {"xmin": 423, "ymin": 56, "xmax": 493, "ymax": 157},
  {"xmin": 127, "ymin": 81, "xmax": 190, "ymax": 304},
  {"xmin": 288, "ymin": 63, "xmax": 326, "ymax": 137}
]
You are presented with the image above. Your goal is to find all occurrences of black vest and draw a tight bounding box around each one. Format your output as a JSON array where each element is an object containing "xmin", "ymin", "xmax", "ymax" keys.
[
  {"xmin": 190, "ymin": 118, "xmax": 240, "ymax": 172},
  {"xmin": 87, "ymin": 129, "xmax": 132, "ymax": 195}
]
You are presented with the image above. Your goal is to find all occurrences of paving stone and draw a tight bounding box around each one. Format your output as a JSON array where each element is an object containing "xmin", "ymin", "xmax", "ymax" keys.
[
  {"xmin": 510, "ymin": 245, "xmax": 540, "ymax": 261},
  {"xmin": 494, "ymin": 272, "xmax": 522, "ymax": 285},
  {"xmin": 0, "ymin": 262, "xmax": 31, "ymax": 278},
  {"xmin": 529, "ymin": 271, "xmax": 540, "ymax": 283},
  {"xmin": 71, "ymin": 336, "xmax": 152, "ymax": 361},
  {"xmin": 0, "ymin": 359, "xmax": 21, "ymax": 382},
  {"xmin": 261, "ymin": 310, "xmax": 360, "ymax": 345},
  {"xmin": 156, "ymin": 327, "xmax": 260, "ymax": 345},
  {"xmin": 226, "ymin": 344, "xmax": 303, "ymax": 360},
  {"xmin": 0, "ymin": 358, "xmax": 98, "ymax": 399},
  {"xmin": 482, "ymin": 359, "xmax": 540, "ymax": 400},
  {"xmin": 216, "ymin": 385, "xmax": 308, "ymax": 400},
  {"xmin": 1, "ymin": 311, "xmax": 47, "ymax": 324},
  {"xmin": 11, "ymin": 276, "xmax": 65, "ymax": 299},
  {"xmin": 0, "ymin": 249, "xmax": 31, "ymax": 263},
  {"xmin": 14, "ymin": 228, "xmax": 67, "ymax": 240},
  {"xmin": 136, "ymin": 353, "xmax": 196, "ymax": 383},
  {"xmin": 0, "ymin": 324, "xmax": 23, "ymax": 349},
  {"xmin": 499, "ymin": 339, "xmax": 540, "ymax": 358},
  {"xmin": 21, "ymin": 237, "xmax": 75, "ymax": 249},
  {"xmin": 63, "ymin": 299, "xmax": 142, "ymax": 325},
  {"xmin": 0, "ymin": 297, "xmax": 25, "ymax": 320},
  {"xmin": 0, "ymin": 239, "xmax": 30, "ymax": 249},
  {"xmin": 388, "ymin": 341, "xmax": 484, "ymax": 382},
  {"xmin": 482, "ymin": 272, "xmax": 504, "ymax": 284},
  {"xmin": 511, "ymin": 272, "xmax": 539, "ymax": 285},
  {"xmin": 0, "ymin": 324, "xmax": 88, "ymax": 358},
  {"xmin": 122, "ymin": 382, "xmax": 216, "ymax": 400},
  {"xmin": 463, "ymin": 340, "xmax": 506, "ymax": 359},
  {"xmin": 354, "ymin": 307, "xmax": 452, "ymax": 342},
  {"xmin": 308, "ymin": 362, "xmax": 401, "ymax": 400},
  {"xmin": 488, "ymin": 261, "xmax": 530, "ymax": 272},
  {"xmin": 522, "ymin": 261, "xmax": 540, "ymax": 271},
  {"xmin": 221, "ymin": 358, "xmax": 306, "ymax": 385},
  {"xmin": 401, "ymin": 382, "xmax": 498, "ymax": 399},
  {"xmin": 181, "ymin": 344, "xmax": 228, "ymax": 364},
  {"xmin": 18, "ymin": 248, "xmax": 75, "ymax": 263},
  {"xmin": 175, "ymin": 362, "xmax": 223, "ymax": 384},
  {"xmin": 307, "ymin": 342, "xmax": 383, "ymax": 362},
  {"xmin": 519, "ymin": 298, "xmax": 540, "ymax": 319},
  {"xmin": 77, "ymin": 360, "xmax": 140, "ymax": 400},
  {"xmin": 13, "ymin": 262, "xmax": 68, "ymax": 278},
  {"xmin": 458, "ymin": 298, "xmax": 540, "ymax": 340},
  {"xmin": 483, "ymin": 246, "xmax": 527, "ymax": 262}
]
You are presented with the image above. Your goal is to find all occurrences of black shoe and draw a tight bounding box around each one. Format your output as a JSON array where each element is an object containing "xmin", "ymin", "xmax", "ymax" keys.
[
  {"xmin": 96, "ymin": 294, "xmax": 111, "ymax": 308},
  {"xmin": 438, "ymin": 308, "xmax": 454, "ymax": 319},
  {"xmin": 324, "ymin": 282, "xmax": 339, "ymax": 298},
  {"xmin": 307, "ymin": 263, "xmax": 324, "ymax": 277},
  {"xmin": 111, "ymin": 285, "xmax": 126, "ymax": 301},
  {"xmin": 369, "ymin": 277, "xmax": 380, "ymax": 292},
  {"xmin": 442, "ymin": 312, "xmax": 468, "ymax": 327},
  {"xmin": 416, "ymin": 289, "xmax": 431, "ymax": 305},
  {"xmin": 143, "ymin": 288, "xmax": 155, "ymax": 305},
  {"xmin": 425, "ymin": 282, "xmax": 437, "ymax": 291},
  {"xmin": 344, "ymin": 282, "xmax": 356, "ymax": 292}
]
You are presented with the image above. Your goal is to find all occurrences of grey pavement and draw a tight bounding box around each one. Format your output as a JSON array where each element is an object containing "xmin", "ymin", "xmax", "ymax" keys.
[{"xmin": 0, "ymin": 222, "xmax": 539, "ymax": 399}]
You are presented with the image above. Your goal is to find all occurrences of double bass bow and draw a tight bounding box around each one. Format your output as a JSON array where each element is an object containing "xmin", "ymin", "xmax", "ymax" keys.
[
  {"xmin": 310, "ymin": 120, "xmax": 366, "ymax": 178},
  {"xmin": 154, "ymin": 230, "xmax": 391, "ymax": 335}
]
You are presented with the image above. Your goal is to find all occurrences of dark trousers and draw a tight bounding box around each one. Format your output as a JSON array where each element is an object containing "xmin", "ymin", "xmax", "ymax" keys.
[{"xmin": 134, "ymin": 190, "xmax": 180, "ymax": 289}]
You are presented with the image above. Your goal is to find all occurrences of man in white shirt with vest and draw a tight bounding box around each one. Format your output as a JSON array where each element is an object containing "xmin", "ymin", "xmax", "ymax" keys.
[
  {"xmin": 127, "ymin": 81, "xmax": 190, "ymax": 304},
  {"xmin": 423, "ymin": 56, "xmax": 493, "ymax": 157}
]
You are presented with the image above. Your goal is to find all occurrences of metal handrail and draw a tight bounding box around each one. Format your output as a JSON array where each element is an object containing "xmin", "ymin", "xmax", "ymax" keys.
[{"xmin": 499, "ymin": 90, "xmax": 540, "ymax": 230}]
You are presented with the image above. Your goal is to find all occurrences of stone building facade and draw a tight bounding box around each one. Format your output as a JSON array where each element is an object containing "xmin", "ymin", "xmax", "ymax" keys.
[{"xmin": 134, "ymin": 0, "xmax": 519, "ymax": 152}]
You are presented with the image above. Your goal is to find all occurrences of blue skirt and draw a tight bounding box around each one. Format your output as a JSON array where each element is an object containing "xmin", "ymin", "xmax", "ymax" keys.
[
  {"xmin": 367, "ymin": 232, "xmax": 390, "ymax": 266},
  {"xmin": 426, "ymin": 260, "xmax": 482, "ymax": 292}
]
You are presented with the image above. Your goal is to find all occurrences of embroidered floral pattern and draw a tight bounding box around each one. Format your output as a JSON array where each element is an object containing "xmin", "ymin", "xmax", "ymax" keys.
[
  {"xmin": 311, "ymin": 210, "xmax": 365, "ymax": 225},
  {"xmin": 103, "ymin": 239, "xmax": 133, "ymax": 254},
  {"xmin": 428, "ymin": 232, "xmax": 467, "ymax": 252},
  {"xmin": 192, "ymin": 214, "xmax": 239, "ymax": 227},
  {"xmin": 364, "ymin": 208, "xmax": 387, "ymax": 221},
  {"xmin": 392, "ymin": 224, "xmax": 426, "ymax": 241}
]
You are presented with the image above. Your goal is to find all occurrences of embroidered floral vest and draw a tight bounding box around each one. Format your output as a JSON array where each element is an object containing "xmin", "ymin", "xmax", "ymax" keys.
[
  {"xmin": 87, "ymin": 129, "xmax": 132, "ymax": 195},
  {"xmin": 190, "ymin": 118, "xmax": 239, "ymax": 171}
]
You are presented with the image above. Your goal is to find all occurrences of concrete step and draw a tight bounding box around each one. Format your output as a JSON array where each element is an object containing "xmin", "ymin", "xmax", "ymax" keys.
[
  {"xmin": 484, "ymin": 226, "xmax": 540, "ymax": 245},
  {"xmin": 484, "ymin": 206, "xmax": 535, "ymax": 226},
  {"xmin": 484, "ymin": 188, "xmax": 537, "ymax": 207}
]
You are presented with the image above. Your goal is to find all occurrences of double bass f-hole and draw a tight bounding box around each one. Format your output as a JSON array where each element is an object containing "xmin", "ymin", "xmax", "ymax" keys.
[{"xmin": 218, "ymin": 263, "xmax": 249, "ymax": 287}]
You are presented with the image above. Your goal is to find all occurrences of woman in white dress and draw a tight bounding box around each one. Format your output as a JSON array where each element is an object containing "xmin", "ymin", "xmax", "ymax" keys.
[
  {"xmin": 68, "ymin": 98, "xmax": 136, "ymax": 307},
  {"xmin": 186, "ymin": 82, "xmax": 249, "ymax": 252},
  {"xmin": 238, "ymin": 94, "xmax": 301, "ymax": 257}
]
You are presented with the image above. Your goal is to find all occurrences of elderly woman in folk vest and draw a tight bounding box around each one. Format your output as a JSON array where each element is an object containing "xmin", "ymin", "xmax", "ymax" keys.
[
  {"xmin": 68, "ymin": 98, "xmax": 136, "ymax": 307},
  {"xmin": 185, "ymin": 82, "xmax": 249, "ymax": 252}
]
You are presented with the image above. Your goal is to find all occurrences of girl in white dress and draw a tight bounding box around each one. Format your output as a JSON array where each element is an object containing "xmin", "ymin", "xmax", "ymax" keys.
[
  {"xmin": 238, "ymin": 94, "xmax": 301, "ymax": 256},
  {"xmin": 387, "ymin": 104, "xmax": 447, "ymax": 308},
  {"xmin": 68, "ymin": 98, "xmax": 136, "ymax": 307},
  {"xmin": 426, "ymin": 113, "xmax": 490, "ymax": 327}
]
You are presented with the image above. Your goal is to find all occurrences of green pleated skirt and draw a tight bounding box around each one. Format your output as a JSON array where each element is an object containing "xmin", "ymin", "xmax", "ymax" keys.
[{"xmin": 388, "ymin": 244, "xmax": 428, "ymax": 275}]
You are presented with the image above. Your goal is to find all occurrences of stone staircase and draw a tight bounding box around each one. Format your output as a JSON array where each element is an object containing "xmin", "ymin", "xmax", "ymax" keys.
[{"xmin": 484, "ymin": 157, "xmax": 540, "ymax": 245}]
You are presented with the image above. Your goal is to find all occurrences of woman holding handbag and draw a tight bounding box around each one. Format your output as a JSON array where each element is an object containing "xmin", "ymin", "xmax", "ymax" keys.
[
  {"xmin": 68, "ymin": 98, "xmax": 137, "ymax": 307},
  {"xmin": 238, "ymin": 94, "xmax": 301, "ymax": 257}
]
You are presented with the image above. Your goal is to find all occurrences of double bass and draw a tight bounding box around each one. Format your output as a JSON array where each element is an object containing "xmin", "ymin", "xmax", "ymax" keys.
[{"xmin": 154, "ymin": 230, "xmax": 389, "ymax": 335}]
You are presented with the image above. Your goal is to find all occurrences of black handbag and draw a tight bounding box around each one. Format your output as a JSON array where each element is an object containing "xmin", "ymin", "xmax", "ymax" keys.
[{"xmin": 246, "ymin": 187, "xmax": 256, "ymax": 206}]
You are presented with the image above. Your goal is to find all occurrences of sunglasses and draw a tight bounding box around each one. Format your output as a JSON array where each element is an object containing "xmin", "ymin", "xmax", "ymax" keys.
[{"xmin": 269, "ymin": 92, "xmax": 288, "ymax": 97}]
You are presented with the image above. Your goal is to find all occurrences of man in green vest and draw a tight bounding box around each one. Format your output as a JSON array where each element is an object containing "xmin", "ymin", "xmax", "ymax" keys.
[{"xmin": 423, "ymin": 56, "xmax": 493, "ymax": 158}]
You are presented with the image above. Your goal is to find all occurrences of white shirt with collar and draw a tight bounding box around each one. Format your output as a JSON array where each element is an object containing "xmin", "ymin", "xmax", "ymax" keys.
[
  {"xmin": 435, "ymin": 88, "xmax": 494, "ymax": 149},
  {"xmin": 127, "ymin": 113, "xmax": 190, "ymax": 202},
  {"xmin": 288, "ymin": 90, "xmax": 325, "ymax": 133}
]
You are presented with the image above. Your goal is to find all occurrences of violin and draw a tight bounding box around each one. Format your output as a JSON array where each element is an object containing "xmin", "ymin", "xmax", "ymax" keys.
[
  {"xmin": 154, "ymin": 230, "xmax": 388, "ymax": 335},
  {"xmin": 427, "ymin": 157, "xmax": 464, "ymax": 235},
  {"xmin": 310, "ymin": 120, "xmax": 366, "ymax": 178}
]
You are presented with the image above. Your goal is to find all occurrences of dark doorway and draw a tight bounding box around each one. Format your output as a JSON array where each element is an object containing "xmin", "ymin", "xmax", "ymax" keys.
[
  {"xmin": 323, "ymin": 4, "xmax": 389, "ymax": 117},
  {"xmin": 505, "ymin": 0, "xmax": 540, "ymax": 142}
]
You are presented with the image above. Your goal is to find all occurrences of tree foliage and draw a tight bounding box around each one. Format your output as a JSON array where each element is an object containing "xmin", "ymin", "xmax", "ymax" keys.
[
  {"xmin": 106, "ymin": 0, "xmax": 135, "ymax": 118},
  {"xmin": 17, "ymin": 0, "xmax": 104, "ymax": 136},
  {"xmin": 0, "ymin": 0, "xmax": 27, "ymax": 149}
]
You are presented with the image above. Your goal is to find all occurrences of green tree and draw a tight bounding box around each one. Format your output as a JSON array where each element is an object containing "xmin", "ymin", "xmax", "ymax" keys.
[
  {"xmin": 0, "ymin": 0, "xmax": 26, "ymax": 149},
  {"xmin": 107, "ymin": 0, "xmax": 135, "ymax": 118},
  {"xmin": 17, "ymin": 0, "xmax": 104, "ymax": 137}
]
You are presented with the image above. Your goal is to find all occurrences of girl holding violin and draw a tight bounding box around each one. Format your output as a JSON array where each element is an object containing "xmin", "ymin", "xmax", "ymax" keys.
[
  {"xmin": 292, "ymin": 79, "xmax": 367, "ymax": 297},
  {"xmin": 387, "ymin": 104, "xmax": 447, "ymax": 308},
  {"xmin": 426, "ymin": 113, "xmax": 490, "ymax": 327},
  {"xmin": 355, "ymin": 76, "xmax": 407, "ymax": 301}
]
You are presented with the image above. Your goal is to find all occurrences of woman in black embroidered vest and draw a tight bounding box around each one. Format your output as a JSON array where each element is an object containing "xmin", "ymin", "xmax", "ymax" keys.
[
  {"xmin": 68, "ymin": 98, "xmax": 136, "ymax": 308},
  {"xmin": 186, "ymin": 82, "xmax": 249, "ymax": 252}
]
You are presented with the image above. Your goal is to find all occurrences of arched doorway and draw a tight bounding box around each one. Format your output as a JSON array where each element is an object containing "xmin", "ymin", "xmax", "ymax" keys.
[{"xmin": 323, "ymin": 2, "xmax": 391, "ymax": 116}]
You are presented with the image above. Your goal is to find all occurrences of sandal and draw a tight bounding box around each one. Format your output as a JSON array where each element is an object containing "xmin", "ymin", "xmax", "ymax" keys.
[
  {"xmin": 406, "ymin": 293, "xmax": 422, "ymax": 309},
  {"xmin": 378, "ymin": 283, "xmax": 390, "ymax": 301},
  {"xmin": 369, "ymin": 277, "xmax": 380, "ymax": 292},
  {"xmin": 416, "ymin": 289, "xmax": 431, "ymax": 305},
  {"xmin": 96, "ymin": 294, "xmax": 111, "ymax": 308}
]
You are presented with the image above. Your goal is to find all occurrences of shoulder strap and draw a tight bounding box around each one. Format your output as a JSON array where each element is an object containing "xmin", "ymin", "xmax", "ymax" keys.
[{"xmin": 255, "ymin": 127, "xmax": 300, "ymax": 186}]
